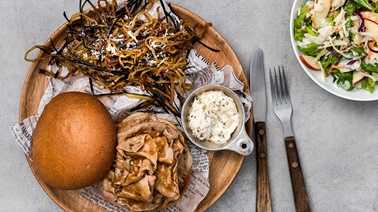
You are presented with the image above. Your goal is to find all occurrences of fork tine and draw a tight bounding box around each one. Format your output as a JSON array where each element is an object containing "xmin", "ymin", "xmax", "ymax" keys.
[
  {"xmin": 277, "ymin": 66, "xmax": 284, "ymax": 104},
  {"xmin": 276, "ymin": 67, "xmax": 285, "ymax": 105},
  {"xmin": 275, "ymin": 67, "xmax": 282, "ymax": 104},
  {"xmin": 275, "ymin": 66, "xmax": 282, "ymax": 104},
  {"xmin": 280, "ymin": 66, "xmax": 290, "ymax": 103},
  {"xmin": 269, "ymin": 68, "xmax": 277, "ymax": 106}
]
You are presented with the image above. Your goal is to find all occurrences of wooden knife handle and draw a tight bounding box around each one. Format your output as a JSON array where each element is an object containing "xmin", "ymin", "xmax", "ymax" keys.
[
  {"xmin": 256, "ymin": 122, "xmax": 272, "ymax": 212},
  {"xmin": 284, "ymin": 136, "xmax": 310, "ymax": 212}
]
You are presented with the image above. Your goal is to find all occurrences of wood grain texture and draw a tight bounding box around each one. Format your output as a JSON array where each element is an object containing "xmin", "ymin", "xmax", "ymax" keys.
[
  {"xmin": 19, "ymin": 4, "xmax": 253, "ymax": 212},
  {"xmin": 284, "ymin": 136, "xmax": 310, "ymax": 212},
  {"xmin": 255, "ymin": 122, "xmax": 272, "ymax": 212}
]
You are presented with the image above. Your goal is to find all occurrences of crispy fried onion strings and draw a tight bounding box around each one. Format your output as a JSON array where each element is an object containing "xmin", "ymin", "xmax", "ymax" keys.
[{"xmin": 25, "ymin": 0, "xmax": 210, "ymax": 116}]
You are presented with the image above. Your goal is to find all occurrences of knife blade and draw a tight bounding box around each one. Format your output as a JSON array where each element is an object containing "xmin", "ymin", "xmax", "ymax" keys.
[{"xmin": 250, "ymin": 48, "xmax": 272, "ymax": 212}]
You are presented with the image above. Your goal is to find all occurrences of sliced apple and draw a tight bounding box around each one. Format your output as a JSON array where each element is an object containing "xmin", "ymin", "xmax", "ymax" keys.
[
  {"xmin": 331, "ymin": 0, "xmax": 346, "ymax": 9},
  {"xmin": 299, "ymin": 55, "xmax": 321, "ymax": 71},
  {"xmin": 360, "ymin": 10, "xmax": 378, "ymax": 22},
  {"xmin": 352, "ymin": 71, "xmax": 365, "ymax": 85},
  {"xmin": 363, "ymin": 18, "xmax": 378, "ymax": 41},
  {"xmin": 313, "ymin": 0, "xmax": 331, "ymax": 27},
  {"xmin": 352, "ymin": 16, "xmax": 364, "ymax": 43}
]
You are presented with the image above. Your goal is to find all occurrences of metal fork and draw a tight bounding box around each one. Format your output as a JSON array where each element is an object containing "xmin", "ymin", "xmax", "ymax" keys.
[{"xmin": 269, "ymin": 66, "xmax": 311, "ymax": 212}]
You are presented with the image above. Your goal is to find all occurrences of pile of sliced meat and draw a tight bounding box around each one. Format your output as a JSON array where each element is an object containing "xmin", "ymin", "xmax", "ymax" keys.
[{"xmin": 101, "ymin": 112, "xmax": 192, "ymax": 211}]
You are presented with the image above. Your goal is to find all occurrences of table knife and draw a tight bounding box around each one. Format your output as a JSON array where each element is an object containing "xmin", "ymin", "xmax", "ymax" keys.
[{"xmin": 250, "ymin": 48, "xmax": 272, "ymax": 212}]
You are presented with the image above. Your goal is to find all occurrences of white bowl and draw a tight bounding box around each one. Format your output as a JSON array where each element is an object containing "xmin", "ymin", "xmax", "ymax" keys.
[{"xmin": 290, "ymin": 0, "xmax": 378, "ymax": 101}]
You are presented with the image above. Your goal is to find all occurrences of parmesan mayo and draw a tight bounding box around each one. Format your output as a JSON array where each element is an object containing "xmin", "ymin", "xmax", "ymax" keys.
[{"xmin": 188, "ymin": 90, "xmax": 239, "ymax": 145}]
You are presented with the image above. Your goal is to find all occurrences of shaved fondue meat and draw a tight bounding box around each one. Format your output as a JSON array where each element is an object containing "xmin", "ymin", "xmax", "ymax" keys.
[{"xmin": 101, "ymin": 113, "xmax": 192, "ymax": 211}]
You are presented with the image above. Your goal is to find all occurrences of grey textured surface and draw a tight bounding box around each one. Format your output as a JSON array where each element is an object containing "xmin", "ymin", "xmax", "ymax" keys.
[{"xmin": 1, "ymin": 0, "xmax": 378, "ymax": 211}]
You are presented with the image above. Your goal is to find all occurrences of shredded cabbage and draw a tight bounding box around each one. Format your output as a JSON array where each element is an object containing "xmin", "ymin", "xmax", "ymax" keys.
[{"xmin": 294, "ymin": 0, "xmax": 378, "ymax": 93}]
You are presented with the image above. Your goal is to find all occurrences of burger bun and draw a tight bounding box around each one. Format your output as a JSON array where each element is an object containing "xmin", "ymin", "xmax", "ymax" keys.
[{"xmin": 32, "ymin": 92, "xmax": 117, "ymax": 190}]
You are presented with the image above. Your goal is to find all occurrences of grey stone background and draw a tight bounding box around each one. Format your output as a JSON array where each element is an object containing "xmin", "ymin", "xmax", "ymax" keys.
[{"xmin": 1, "ymin": 0, "xmax": 378, "ymax": 211}]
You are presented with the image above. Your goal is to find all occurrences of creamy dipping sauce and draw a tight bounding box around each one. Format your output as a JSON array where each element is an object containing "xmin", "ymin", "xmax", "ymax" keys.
[{"xmin": 188, "ymin": 90, "xmax": 239, "ymax": 145}]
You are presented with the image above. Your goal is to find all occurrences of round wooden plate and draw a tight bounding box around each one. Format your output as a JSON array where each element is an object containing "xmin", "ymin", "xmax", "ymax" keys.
[{"xmin": 19, "ymin": 4, "xmax": 253, "ymax": 212}]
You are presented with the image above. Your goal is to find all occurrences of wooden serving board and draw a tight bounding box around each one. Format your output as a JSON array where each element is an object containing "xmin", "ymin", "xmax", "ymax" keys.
[{"xmin": 19, "ymin": 4, "xmax": 253, "ymax": 212}]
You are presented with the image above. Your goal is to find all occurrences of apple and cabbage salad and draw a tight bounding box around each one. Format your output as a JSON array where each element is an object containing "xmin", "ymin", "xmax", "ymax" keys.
[{"xmin": 294, "ymin": 0, "xmax": 378, "ymax": 93}]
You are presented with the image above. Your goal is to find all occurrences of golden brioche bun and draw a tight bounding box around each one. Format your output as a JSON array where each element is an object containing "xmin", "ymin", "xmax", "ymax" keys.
[{"xmin": 32, "ymin": 92, "xmax": 117, "ymax": 190}]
